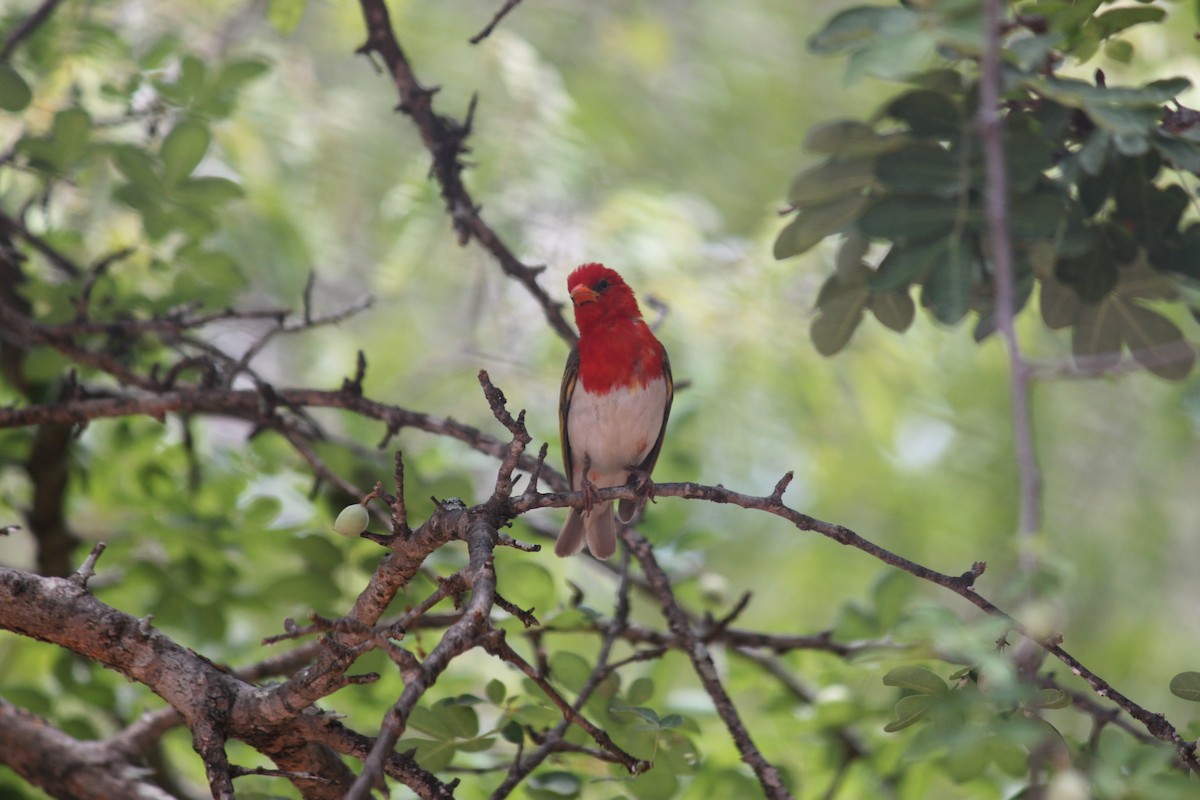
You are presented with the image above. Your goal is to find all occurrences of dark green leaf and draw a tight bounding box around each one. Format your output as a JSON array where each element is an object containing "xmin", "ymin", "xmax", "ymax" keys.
[
  {"xmin": 883, "ymin": 665, "xmax": 949, "ymax": 695},
  {"xmin": 807, "ymin": 6, "xmax": 915, "ymax": 55},
  {"xmin": 774, "ymin": 193, "xmax": 870, "ymax": 258},
  {"xmin": 869, "ymin": 289, "xmax": 915, "ymax": 332},
  {"xmin": 1087, "ymin": 104, "xmax": 1161, "ymax": 137},
  {"xmin": 1040, "ymin": 274, "xmax": 1080, "ymax": 330},
  {"xmin": 1009, "ymin": 192, "xmax": 1066, "ymax": 240},
  {"xmin": 1056, "ymin": 248, "xmax": 1117, "ymax": 303},
  {"xmin": 485, "ymin": 679, "xmax": 506, "ymax": 705},
  {"xmin": 811, "ymin": 276, "xmax": 868, "ymax": 356},
  {"xmin": 1117, "ymin": 303, "xmax": 1195, "ymax": 380},
  {"xmin": 787, "ymin": 159, "xmax": 875, "ymax": 205},
  {"xmin": 0, "ymin": 64, "xmax": 32, "ymax": 112},
  {"xmin": 1152, "ymin": 134, "xmax": 1200, "ymax": 175},
  {"xmin": 1077, "ymin": 129, "xmax": 1110, "ymax": 176},
  {"xmin": 859, "ymin": 195, "xmax": 962, "ymax": 241},
  {"xmin": 613, "ymin": 705, "xmax": 661, "ymax": 726},
  {"xmin": 805, "ymin": 119, "xmax": 908, "ymax": 156},
  {"xmin": 1169, "ymin": 672, "xmax": 1200, "ymax": 702},
  {"xmin": 874, "ymin": 238, "xmax": 949, "ymax": 291},
  {"xmin": 500, "ymin": 719, "xmax": 524, "ymax": 743},
  {"xmin": 885, "ymin": 89, "xmax": 962, "ymax": 138},
  {"xmin": 921, "ymin": 244, "xmax": 976, "ymax": 324},
  {"xmin": 1093, "ymin": 6, "xmax": 1166, "ymax": 38},
  {"xmin": 875, "ymin": 143, "xmax": 960, "ymax": 195},
  {"xmin": 1073, "ymin": 301, "xmax": 1122, "ymax": 371}
]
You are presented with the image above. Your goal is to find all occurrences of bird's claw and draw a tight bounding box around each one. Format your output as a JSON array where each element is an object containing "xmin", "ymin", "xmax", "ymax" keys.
[
  {"xmin": 579, "ymin": 456, "xmax": 603, "ymax": 512},
  {"xmin": 626, "ymin": 466, "xmax": 657, "ymax": 507}
]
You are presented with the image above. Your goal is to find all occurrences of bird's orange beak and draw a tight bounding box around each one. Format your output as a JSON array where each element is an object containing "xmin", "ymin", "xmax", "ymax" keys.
[{"xmin": 570, "ymin": 285, "xmax": 600, "ymax": 305}]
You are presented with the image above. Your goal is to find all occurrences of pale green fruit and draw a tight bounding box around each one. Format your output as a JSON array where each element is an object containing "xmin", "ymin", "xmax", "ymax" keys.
[{"xmin": 333, "ymin": 504, "xmax": 370, "ymax": 537}]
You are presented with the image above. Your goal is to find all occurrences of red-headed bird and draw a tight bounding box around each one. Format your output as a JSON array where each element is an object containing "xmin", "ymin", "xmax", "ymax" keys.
[{"xmin": 557, "ymin": 263, "xmax": 673, "ymax": 559}]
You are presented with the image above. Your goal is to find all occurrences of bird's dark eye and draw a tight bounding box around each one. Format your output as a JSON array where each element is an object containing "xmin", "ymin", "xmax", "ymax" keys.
[{"xmin": 594, "ymin": 279, "xmax": 610, "ymax": 292}]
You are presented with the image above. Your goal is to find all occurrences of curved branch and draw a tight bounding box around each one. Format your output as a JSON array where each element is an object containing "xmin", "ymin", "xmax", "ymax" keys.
[{"xmin": 355, "ymin": 0, "xmax": 576, "ymax": 344}]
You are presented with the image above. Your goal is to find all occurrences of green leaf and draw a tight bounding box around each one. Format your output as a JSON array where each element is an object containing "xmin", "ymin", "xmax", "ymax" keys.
[
  {"xmin": 268, "ymin": 0, "xmax": 307, "ymax": 33},
  {"xmin": 945, "ymin": 739, "xmax": 989, "ymax": 783},
  {"xmin": 787, "ymin": 159, "xmax": 875, "ymax": 205},
  {"xmin": 1028, "ymin": 688, "xmax": 1071, "ymax": 710},
  {"xmin": 883, "ymin": 665, "xmax": 950, "ymax": 695},
  {"xmin": 485, "ymin": 678, "xmax": 506, "ymax": 705},
  {"xmin": 173, "ymin": 176, "xmax": 244, "ymax": 206},
  {"xmin": 811, "ymin": 275, "xmax": 868, "ymax": 356},
  {"xmin": 1093, "ymin": 5, "xmax": 1165, "ymax": 38},
  {"xmin": 626, "ymin": 676, "xmax": 655, "ymax": 705},
  {"xmin": 875, "ymin": 143, "xmax": 960, "ymax": 195},
  {"xmin": 869, "ymin": 289, "xmax": 915, "ymax": 333},
  {"xmin": 884, "ymin": 693, "xmax": 935, "ymax": 732},
  {"xmin": 1009, "ymin": 192, "xmax": 1066, "ymax": 241},
  {"xmin": 549, "ymin": 651, "xmax": 593, "ymax": 694},
  {"xmin": 1151, "ymin": 134, "xmax": 1200, "ymax": 175},
  {"xmin": 500, "ymin": 719, "xmax": 524, "ymax": 743},
  {"xmin": 874, "ymin": 238, "xmax": 947, "ymax": 291},
  {"xmin": 526, "ymin": 770, "xmax": 582, "ymax": 798},
  {"xmin": 0, "ymin": 64, "xmax": 33, "ymax": 112},
  {"xmin": 1073, "ymin": 301, "xmax": 1122, "ymax": 372},
  {"xmin": 161, "ymin": 119, "xmax": 211, "ymax": 183},
  {"xmin": 988, "ymin": 733, "xmax": 1029, "ymax": 778},
  {"xmin": 774, "ymin": 193, "xmax": 870, "ymax": 258},
  {"xmin": 807, "ymin": 6, "xmax": 915, "ymax": 55},
  {"xmin": 921, "ymin": 245, "xmax": 976, "ymax": 325},
  {"xmin": 805, "ymin": 119, "xmax": 908, "ymax": 156},
  {"xmin": 885, "ymin": 89, "xmax": 962, "ymax": 138},
  {"xmin": 1169, "ymin": 672, "xmax": 1200, "ymax": 702},
  {"xmin": 1116, "ymin": 302, "xmax": 1195, "ymax": 380},
  {"xmin": 1040, "ymin": 274, "xmax": 1080, "ymax": 330},
  {"xmin": 613, "ymin": 705, "xmax": 661, "ymax": 726},
  {"xmin": 858, "ymin": 195, "xmax": 962, "ymax": 241},
  {"xmin": 395, "ymin": 737, "xmax": 457, "ymax": 772}
]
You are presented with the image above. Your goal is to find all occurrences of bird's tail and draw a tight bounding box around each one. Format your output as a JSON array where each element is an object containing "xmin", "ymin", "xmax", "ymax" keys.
[{"xmin": 555, "ymin": 503, "xmax": 617, "ymax": 559}]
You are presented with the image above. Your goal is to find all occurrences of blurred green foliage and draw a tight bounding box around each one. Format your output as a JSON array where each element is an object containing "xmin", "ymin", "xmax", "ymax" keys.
[{"xmin": 1, "ymin": 0, "xmax": 1200, "ymax": 799}]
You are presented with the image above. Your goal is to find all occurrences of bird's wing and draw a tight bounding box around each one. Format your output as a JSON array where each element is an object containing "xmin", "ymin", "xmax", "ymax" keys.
[
  {"xmin": 635, "ymin": 345, "xmax": 673, "ymax": 475},
  {"xmin": 559, "ymin": 346, "xmax": 581, "ymax": 490}
]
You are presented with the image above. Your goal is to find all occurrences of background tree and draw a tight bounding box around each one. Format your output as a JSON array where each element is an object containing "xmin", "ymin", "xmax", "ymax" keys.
[{"xmin": 2, "ymin": 1, "xmax": 1199, "ymax": 799}]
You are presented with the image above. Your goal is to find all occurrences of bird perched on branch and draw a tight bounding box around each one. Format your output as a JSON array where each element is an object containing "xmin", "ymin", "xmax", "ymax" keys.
[{"xmin": 556, "ymin": 263, "xmax": 673, "ymax": 559}]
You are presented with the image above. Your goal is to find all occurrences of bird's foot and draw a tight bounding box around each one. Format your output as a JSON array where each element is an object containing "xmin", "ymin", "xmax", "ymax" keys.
[
  {"xmin": 625, "ymin": 466, "xmax": 657, "ymax": 505},
  {"xmin": 579, "ymin": 456, "xmax": 603, "ymax": 512}
]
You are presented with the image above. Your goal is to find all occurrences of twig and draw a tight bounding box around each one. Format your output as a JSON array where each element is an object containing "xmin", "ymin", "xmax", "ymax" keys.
[
  {"xmin": 69, "ymin": 542, "xmax": 106, "ymax": 589},
  {"xmin": 469, "ymin": 0, "xmax": 526, "ymax": 44},
  {"xmin": 1, "ymin": 0, "xmax": 64, "ymax": 63},
  {"xmin": 623, "ymin": 528, "xmax": 792, "ymax": 800},
  {"xmin": 355, "ymin": 0, "xmax": 576, "ymax": 344}
]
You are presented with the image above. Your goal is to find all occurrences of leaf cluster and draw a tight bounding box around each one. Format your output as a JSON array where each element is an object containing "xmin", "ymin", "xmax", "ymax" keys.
[{"xmin": 777, "ymin": 0, "xmax": 1200, "ymax": 378}]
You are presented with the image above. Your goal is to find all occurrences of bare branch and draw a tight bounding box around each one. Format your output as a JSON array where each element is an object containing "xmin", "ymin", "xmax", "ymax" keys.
[{"xmin": 469, "ymin": 0, "xmax": 526, "ymax": 44}]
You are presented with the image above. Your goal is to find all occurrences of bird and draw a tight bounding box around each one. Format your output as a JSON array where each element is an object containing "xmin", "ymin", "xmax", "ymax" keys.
[{"xmin": 556, "ymin": 263, "xmax": 673, "ymax": 559}]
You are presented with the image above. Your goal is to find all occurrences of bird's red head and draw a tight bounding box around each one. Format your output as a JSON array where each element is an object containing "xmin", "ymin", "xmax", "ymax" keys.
[{"xmin": 567, "ymin": 263, "xmax": 642, "ymax": 332}]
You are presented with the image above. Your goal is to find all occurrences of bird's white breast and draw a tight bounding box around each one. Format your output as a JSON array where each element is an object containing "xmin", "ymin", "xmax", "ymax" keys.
[{"xmin": 567, "ymin": 378, "xmax": 667, "ymax": 488}]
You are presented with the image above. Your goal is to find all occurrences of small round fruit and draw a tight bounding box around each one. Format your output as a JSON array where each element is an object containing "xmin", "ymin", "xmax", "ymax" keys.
[{"xmin": 333, "ymin": 504, "xmax": 370, "ymax": 537}]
